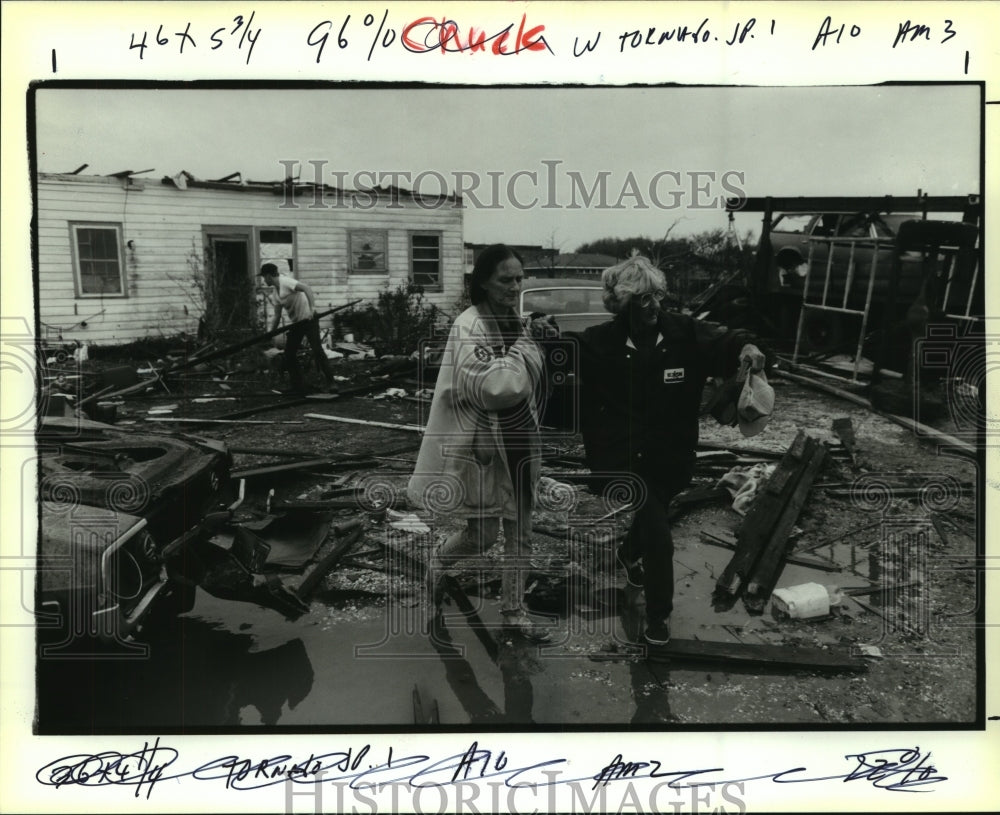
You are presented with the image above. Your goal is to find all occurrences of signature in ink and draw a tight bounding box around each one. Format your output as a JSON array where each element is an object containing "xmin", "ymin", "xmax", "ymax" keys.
[
  {"xmin": 35, "ymin": 737, "xmax": 177, "ymax": 799},
  {"xmin": 592, "ymin": 746, "xmax": 947, "ymax": 793},
  {"xmin": 36, "ymin": 740, "xmax": 947, "ymax": 799}
]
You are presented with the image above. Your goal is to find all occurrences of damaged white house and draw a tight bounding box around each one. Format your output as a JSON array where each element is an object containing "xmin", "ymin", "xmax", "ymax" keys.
[{"xmin": 35, "ymin": 170, "xmax": 466, "ymax": 345}]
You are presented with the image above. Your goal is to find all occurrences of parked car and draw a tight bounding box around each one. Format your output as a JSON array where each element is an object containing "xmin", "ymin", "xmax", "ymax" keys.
[
  {"xmin": 37, "ymin": 416, "xmax": 241, "ymax": 645},
  {"xmin": 517, "ymin": 278, "xmax": 609, "ymax": 430},
  {"xmin": 518, "ymin": 277, "xmax": 608, "ymax": 333}
]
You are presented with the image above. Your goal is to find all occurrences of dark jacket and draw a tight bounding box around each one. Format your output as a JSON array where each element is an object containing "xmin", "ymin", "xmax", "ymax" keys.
[{"xmin": 573, "ymin": 311, "xmax": 751, "ymax": 494}]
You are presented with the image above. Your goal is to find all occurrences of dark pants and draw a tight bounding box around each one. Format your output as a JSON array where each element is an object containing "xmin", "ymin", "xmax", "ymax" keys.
[
  {"xmin": 285, "ymin": 318, "xmax": 333, "ymax": 390},
  {"xmin": 620, "ymin": 480, "xmax": 678, "ymax": 623}
]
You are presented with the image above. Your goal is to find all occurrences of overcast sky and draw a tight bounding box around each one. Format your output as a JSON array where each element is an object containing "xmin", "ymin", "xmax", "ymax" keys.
[{"xmin": 33, "ymin": 85, "xmax": 980, "ymax": 252}]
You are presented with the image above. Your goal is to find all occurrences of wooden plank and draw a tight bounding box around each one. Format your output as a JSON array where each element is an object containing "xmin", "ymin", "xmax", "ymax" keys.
[
  {"xmin": 795, "ymin": 520, "xmax": 881, "ymax": 553},
  {"xmin": 233, "ymin": 442, "xmax": 422, "ymax": 461},
  {"xmin": 145, "ymin": 417, "xmax": 303, "ymax": 424},
  {"xmin": 645, "ymin": 637, "xmax": 867, "ymax": 673},
  {"xmin": 295, "ymin": 524, "xmax": 365, "ymax": 603},
  {"xmin": 744, "ymin": 441, "xmax": 829, "ymax": 612},
  {"xmin": 79, "ymin": 376, "xmax": 161, "ymax": 407},
  {"xmin": 842, "ymin": 582, "xmax": 918, "ymax": 597},
  {"xmin": 305, "ymin": 413, "xmax": 425, "ymax": 433},
  {"xmin": 163, "ymin": 302, "xmax": 361, "ymax": 373},
  {"xmin": 696, "ymin": 441, "xmax": 788, "ymax": 459},
  {"xmin": 715, "ymin": 431, "xmax": 811, "ymax": 598},
  {"xmin": 211, "ymin": 397, "xmax": 312, "ymax": 421},
  {"xmin": 232, "ymin": 446, "xmax": 341, "ymax": 458},
  {"xmin": 699, "ymin": 530, "xmax": 841, "ymax": 572},
  {"xmin": 817, "ymin": 485, "xmax": 975, "ymax": 500},
  {"xmin": 231, "ymin": 457, "xmax": 341, "ymax": 478},
  {"xmin": 763, "ymin": 466, "xmax": 795, "ymax": 495},
  {"xmin": 787, "ymin": 430, "xmax": 810, "ymax": 459},
  {"xmin": 269, "ymin": 495, "xmax": 390, "ymax": 512},
  {"xmin": 831, "ymin": 417, "xmax": 857, "ymax": 464}
]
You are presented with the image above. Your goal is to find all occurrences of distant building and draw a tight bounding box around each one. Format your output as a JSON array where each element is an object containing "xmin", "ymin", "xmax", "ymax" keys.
[
  {"xmin": 36, "ymin": 170, "xmax": 465, "ymax": 345},
  {"xmin": 464, "ymin": 242, "xmax": 556, "ymax": 274},
  {"xmin": 523, "ymin": 252, "xmax": 620, "ymax": 279}
]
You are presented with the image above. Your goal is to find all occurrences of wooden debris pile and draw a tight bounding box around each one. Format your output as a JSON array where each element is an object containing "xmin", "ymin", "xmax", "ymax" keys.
[{"xmin": 713, "ymin": 429, "xmax": 829, "ymax": 614}]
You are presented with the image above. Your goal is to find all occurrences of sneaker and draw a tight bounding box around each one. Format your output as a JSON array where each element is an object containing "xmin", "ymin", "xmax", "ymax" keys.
[
  {"xmin": 616, "ymin": 545, "xmax": 644, "ymax": 588},
  {"xmin": 644, "ymin": 618, "xmax": 671, "ymax": 645},
  {"xmin": 500, "ymin": 610, "xmax": 553, "ymax": 643}
]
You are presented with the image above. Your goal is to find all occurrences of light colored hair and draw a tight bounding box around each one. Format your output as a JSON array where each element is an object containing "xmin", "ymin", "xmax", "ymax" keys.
[{"xmin": 600, "ymin": 251, "xmax": 667, "ymax": 314}]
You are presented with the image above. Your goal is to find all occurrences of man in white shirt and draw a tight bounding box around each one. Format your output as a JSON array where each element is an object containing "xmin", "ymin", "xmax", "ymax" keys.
[{"xmin": 261, "ymin": 263, "xmax": 334, "ymax": 394}]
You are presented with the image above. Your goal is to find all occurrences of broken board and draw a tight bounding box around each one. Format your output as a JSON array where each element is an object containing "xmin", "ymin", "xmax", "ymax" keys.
[{"xmin": 644, "ymin": 637, "xmax": 867, "ymax": 674}]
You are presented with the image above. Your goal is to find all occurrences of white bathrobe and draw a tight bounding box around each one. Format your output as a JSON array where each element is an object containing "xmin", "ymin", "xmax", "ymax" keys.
[{"xmin": 407, "ymin": 304, "xmax": 544, "ymax": 520}]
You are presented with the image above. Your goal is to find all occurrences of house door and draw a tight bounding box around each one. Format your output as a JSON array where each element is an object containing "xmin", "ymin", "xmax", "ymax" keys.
[{"xmin": 204, "ymin": 229, "xmax": 257, "ymax": 333}]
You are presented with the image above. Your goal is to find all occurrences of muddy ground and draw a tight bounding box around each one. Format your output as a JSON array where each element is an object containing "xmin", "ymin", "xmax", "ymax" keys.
[{"xmin": 36, "ymin": 345, "xmax": 982, "ymax": 729}]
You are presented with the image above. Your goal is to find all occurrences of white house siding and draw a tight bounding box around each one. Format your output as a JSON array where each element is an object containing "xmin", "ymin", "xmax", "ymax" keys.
[{"xmin": 36, "ymin": 174, "xmax": 464, "ymax": 346}]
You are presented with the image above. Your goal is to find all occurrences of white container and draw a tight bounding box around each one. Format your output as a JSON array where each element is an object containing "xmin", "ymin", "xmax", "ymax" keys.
[{"xmin": 771, "ymin": 582, "xmax": 831, "ymax": 619}]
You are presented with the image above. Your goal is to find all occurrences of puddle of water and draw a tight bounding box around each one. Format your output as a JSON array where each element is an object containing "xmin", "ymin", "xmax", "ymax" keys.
[{"xmin": 37, "ymin": 516, "xmax": 871, "ymax": 731}]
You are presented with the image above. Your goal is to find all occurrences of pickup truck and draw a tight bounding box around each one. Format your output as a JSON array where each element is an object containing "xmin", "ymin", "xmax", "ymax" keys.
[{"xmin": 768, "ymin": 212, "xmax": 924, "ymax": 305}]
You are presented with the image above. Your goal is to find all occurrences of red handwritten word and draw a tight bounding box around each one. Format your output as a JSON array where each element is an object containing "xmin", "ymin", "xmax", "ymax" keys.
[{"xmin": 401, "ymin": 14, "xmax": 550, "ymax": 55}]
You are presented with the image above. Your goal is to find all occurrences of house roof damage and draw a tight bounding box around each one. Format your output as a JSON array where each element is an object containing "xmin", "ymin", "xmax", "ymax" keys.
[{"xmin": 45, "ymin": 166, "xmax": 465, "ymax": 207}]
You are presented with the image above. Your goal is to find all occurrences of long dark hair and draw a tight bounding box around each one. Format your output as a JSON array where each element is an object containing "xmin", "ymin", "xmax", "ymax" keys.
[{"xmin": 469, "ymin": 244, "xmax": 523, "ymax": 305}]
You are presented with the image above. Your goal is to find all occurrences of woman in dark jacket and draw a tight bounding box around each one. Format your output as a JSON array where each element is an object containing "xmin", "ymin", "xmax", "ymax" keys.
[{"xmin": 574, "ymin": 253, "xmax": 765, "ymax": 644}]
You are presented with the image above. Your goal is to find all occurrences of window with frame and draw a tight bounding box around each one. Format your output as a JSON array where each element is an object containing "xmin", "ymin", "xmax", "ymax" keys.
[
  {"xmin": 410, "ymin": 232, "xmax": 442, "ymax": 289},
  {"xmin": 771, "ymin": 214, "xmax": 814, "ymax": 234},
  {"xmin": 259, "ymin": 228, "xmax": 296, "ymax": 273},
  {"xmin": 71, "ymin": 223, "xmax": 125, "ymax": 296},
  {"xmin": 349, "ymin": 229, "xmax": 388, "ymax": 274}
]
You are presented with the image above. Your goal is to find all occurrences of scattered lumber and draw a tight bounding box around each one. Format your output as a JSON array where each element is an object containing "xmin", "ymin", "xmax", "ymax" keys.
[
  {"xmin": 696, "ymin": 440, "xmax": 788, "ymax": 459},
  {"xmin": 145, "ymin": 417, "xmax": 303, "ymax": 424},
  {"xmin": 699, "ymin": 530, "xmax": 840, "ymax": 573},
  {"xmin": 79, "ymin": 376, "xmax": 159, "ymax": 408},
  {"xmin": 232, "ymin": 442, "xmax": 421, "ymax": 461},
  {"xmin": 231, "ymin": 446, "xmax": 338, "ymax": 458},
  {"xmin": 268, "ymin": 495, "xmax": 396, "ymax": 512},
  {"xmin": 795, "ymin": 520, "xmax": 881, "ymax": 554},
  {"xmin": 714, "ymin": 430, "xmax": 829, "ymax": 612},
  {"xmin": 165, "ymin": 302, "xmax": 361, "ymax": 374},
  {"xmin": 831, "ymin": 417, "xmax": 857, "ymax": 465},
  {"xmin": 841, "ymin": 582, "xmax": 918, "ymax": 597},
  {"xmin": 772, "ymin": 368, "xmax": 976, "ymax": 458},
  {"xmin": 78, "ymin": 304, "xmax": 362, "ymax": 409},
  {"xmin": 295, "ymin": 521, "xmax": 365, "ymax": 605},
  {"xmin": 305, "ymin": 413, "xmax": 425, "ymax": 433},
  {"xmin": 212, "ymin": 397, "xmax": 313, "ymax": 420},
  {"xmin": 816, "ymin": 484, "xmax": 974, "ymax": 500},
  {"xmin": 230, "ymin": 457, "xmax": 377, "ymax": 480},
  {"xmin": 644, "ymin": 637, "xmax": 868, "ymax": 674},
  {"xmin": 743, "ymin": 437, "xmax": 828, "ymax": 613}
]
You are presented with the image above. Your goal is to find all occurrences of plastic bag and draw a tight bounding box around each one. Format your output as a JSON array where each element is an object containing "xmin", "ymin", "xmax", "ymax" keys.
[{"xmin": 737, "ymin": 368, "xmax": 774, "ymax": 437}]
